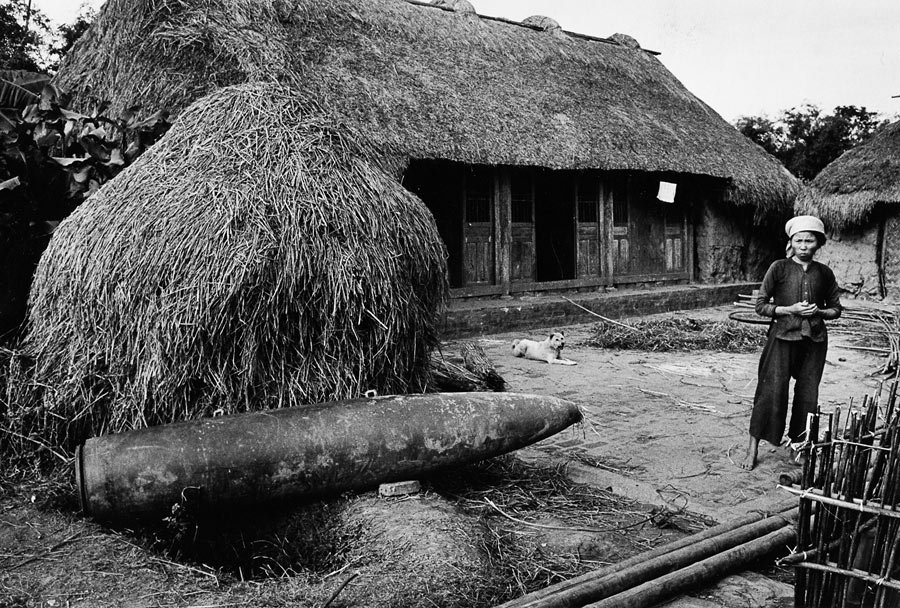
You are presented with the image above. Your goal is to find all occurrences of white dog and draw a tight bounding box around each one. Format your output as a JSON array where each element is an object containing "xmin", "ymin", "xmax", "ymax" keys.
[{"xmin": 511, "ymin": 332, "xmax": 577, "ymax": 365}]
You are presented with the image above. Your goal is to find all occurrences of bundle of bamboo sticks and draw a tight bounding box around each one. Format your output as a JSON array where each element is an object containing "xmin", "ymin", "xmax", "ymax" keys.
[
  {"xmin": 778, "ymin": 382, "xmax": 900, "ymax": 608},
  {"xmin": 735, "ymin": 295, "xmax": 900, "ymax": 376}
]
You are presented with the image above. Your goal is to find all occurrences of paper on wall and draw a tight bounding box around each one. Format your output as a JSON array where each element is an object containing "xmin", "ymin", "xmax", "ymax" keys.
[{"xmin": 657, "ymin": 181, "xmax": 677, "ymax": 203}]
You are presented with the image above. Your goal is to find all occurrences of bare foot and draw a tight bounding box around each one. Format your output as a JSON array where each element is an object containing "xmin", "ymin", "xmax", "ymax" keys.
[
  {"xmin": 740, "ymin": 436, "xmax": 759, "ymax": 471},
  {"xmin": 740, "ymin": 450, "xmax": 757, "ymax": 471}
]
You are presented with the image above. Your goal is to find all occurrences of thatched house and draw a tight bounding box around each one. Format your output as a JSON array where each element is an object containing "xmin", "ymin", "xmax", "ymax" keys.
[
  {"xmin": 54, "ymin": 0, "xmax": 798, "ymax": 297},
  {"xmin": 796, "ymin": 120, "xmax": 900, "ymax": 299}
]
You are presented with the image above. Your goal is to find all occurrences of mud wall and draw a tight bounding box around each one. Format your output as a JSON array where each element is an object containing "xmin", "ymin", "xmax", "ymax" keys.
[
  {"xmin": 882, "ymin": 214, "xmax": 900, "ymax": 301},
  {"xmin": 693, "ymin": 201, "xmax": 785, "ymax": 284},
  {"xmin": 815, "ymin": 224, "xmax": 882, "ymax": 299}
]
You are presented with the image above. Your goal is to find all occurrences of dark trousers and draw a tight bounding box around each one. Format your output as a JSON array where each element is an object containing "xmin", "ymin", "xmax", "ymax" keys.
[{"xmin": 750, "ymin": 334, "xmax": 828, "ymax": 446}]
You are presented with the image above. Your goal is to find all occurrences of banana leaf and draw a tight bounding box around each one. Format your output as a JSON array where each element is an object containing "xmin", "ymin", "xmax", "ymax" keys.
[{"xmin": 0, "ymin": 70, "xmax": 50, "ymax": 110}]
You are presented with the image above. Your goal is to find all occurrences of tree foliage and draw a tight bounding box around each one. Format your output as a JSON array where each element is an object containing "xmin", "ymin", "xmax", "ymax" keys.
[
  {"xmin": 0, "ymin": 85, "xmax": 170, "ymax": 224},
  {"xmin": 735, "ymin": 104, "xmax": 887, "ymax": 180},
  {"xmin": 0, "ymin": 84, "xmax": 170, "ymax": 338},
  {"xmin": 0, "ymin": 0, "xmax": 51, "ymax": 72},
  {"xmin": 0, "ymin": 0, "xmax": 96, "ymax": 73}
]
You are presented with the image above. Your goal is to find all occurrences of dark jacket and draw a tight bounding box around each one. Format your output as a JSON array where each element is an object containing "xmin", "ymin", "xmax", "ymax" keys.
[{"xmin": 754, "ymin": 258, "xmax": 842, "ymax": 342}]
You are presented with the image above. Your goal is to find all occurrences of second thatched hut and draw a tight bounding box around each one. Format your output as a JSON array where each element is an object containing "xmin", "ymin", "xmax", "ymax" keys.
[{"xmin": 796, "ymin": 120, "xmax": 900, "ymax": 299}]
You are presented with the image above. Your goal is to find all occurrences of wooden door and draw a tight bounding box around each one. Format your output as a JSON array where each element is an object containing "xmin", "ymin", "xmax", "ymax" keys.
[
  {"xmin": 576, "ymin": 176, "xmax": 601, "ymax": 278},
  {"xmin": 510, "ymin": 171, "xmax": 535, "ymax": 282},
  {"xmin": 611, "ymin": 177, "xmax": 630, "ymax": 274},
  {"xmin": 664, "ymin": 204, "xmax": 686, "ymax": 271},
  {"xmin": 625, "ymin": 177, "xmax": 668, "ymax": 275},
  {"xmin": 463, "ymin": 170, "xmax": 494, "ymax": 285},
  {"xmin": 664, "ymin": 227, "xmax": 684, "ymax": 271}
]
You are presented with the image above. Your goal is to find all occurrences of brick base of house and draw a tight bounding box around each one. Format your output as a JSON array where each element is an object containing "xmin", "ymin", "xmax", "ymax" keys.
[{"xmin": 441, "ymin": 282, "xmax": 758, "ymax": 339}]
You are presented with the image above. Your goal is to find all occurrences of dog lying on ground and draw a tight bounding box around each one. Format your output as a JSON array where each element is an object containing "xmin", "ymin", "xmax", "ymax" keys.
[{"xmin": 511, "ymin": 332, "xmax": 577, "ymax": 365}]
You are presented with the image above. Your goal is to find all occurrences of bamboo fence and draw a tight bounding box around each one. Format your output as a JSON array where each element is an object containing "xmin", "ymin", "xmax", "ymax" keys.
[{"xmin": 778, "ymin": 382, "xmax": 900, "ymax": 608}]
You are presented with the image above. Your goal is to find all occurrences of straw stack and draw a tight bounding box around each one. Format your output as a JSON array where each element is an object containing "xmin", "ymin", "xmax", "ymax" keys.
[{"xmin": 14, "ymin": 82, "xmax": 448, "ymax": 454}]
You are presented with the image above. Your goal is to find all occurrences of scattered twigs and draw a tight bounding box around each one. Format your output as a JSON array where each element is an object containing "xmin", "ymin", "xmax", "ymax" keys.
[
  {"xmin": 148, "ymin": 555, "xmax": 221, "ymax": 582},
  {"xmin": 112, "ymin": 534, "xmax": 220, "ymax": 584},
  {"xmin": 322, "ymin": 572, "xmax": 359, "ymax": 608},
  {"xmin": 483, "ymin": 498, "xmax": 658, "ymax": 534},
  {"xmin": 842, "ymin": 346, "xmax": 893, "ymax": 354},
  {"xmin": 6, "ymin": 531, "xmax": 84, "ymax": 570},
  {"xmin": 636, "ymin": 388, "xmax": 718, "ymax": 413}
]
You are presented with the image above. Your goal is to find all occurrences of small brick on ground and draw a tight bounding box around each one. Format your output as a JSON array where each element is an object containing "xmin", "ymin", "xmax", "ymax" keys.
[{"xmin": 379, "ymin": 480, "xmax": 422, "ymax": 497}]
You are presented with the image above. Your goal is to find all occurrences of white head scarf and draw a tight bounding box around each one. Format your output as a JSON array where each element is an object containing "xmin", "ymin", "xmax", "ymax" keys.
[
  {"xmin": 784, "ymin": 215, "xmax": 826, "ymax": 257},
  {"xmin": 785, "ymin": 215, "xmax": 826, "ymax": 241}
]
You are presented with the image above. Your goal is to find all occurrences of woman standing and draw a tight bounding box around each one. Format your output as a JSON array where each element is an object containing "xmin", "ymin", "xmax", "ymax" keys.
[{"xmin": 741, "ymin": 215, "xmax": 843, "ymax": 471}]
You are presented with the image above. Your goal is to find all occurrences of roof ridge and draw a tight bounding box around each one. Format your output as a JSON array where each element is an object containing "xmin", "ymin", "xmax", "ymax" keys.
[{"xmin": 402, "ymin": 0, "xmax": 661, "ymax": 55}]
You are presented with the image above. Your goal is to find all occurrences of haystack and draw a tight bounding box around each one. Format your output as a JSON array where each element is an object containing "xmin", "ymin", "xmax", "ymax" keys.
[{"xmin": 21, "ymin": 82, "xmax": 448, "ymax": 452}]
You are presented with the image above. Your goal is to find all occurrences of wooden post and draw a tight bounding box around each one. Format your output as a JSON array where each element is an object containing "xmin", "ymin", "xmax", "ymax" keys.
[
  {"xmin": 602, "ymin": 175, "xmax": 615, "ymax": 282},
  {"xmin": 597, "ymin": 178, "xmax": 606, "ymax": 282},
  {"xmin": 877, "ymin": 213, "xmax": 887, "ymax": 299},
  {"xmin": 457, "ymin": 167, "xmax": 466, "ymax": 287},
  {"xmin": 496, "ymin": 168, "xmax": 511, "ymax": 295},
  {"xmin": 686, "ymin": 198, "xmax": 695, "ymax": 283}
]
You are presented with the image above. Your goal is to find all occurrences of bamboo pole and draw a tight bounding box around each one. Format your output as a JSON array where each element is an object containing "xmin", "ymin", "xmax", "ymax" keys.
[
  {"xmin": 792, "ymin": 561, "xmax": 900, "ymax": 592},
  {"xmin": 581, "ymin": 526, "xmax": 796, "ymax": 608},
  {"xmin": 495, "ymin": 509, "xmax": 797, "ymax": 608},
  {"xmin": 789, "ymin": 380, "xmax": 900, "ymax": 607},
  {"xmin": 779, "ymin": 518, "xmax": 878, "ymax": 565},
  {"xmin": 796, "ymin": 413, "xmax": 816, "ymax": 607},
  {"xmin": 778, "ymin": 489, "xmax": 900, "ymax": 520}
]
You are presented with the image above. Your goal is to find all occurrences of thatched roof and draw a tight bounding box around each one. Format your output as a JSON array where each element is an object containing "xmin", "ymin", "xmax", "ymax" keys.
[
  {"xmin": 796, "ymin": 120, "xmax": 900, "ymax": 229},
  {"xmin": 24, "ymin": 83, "xmax": 448, "ymax": 450},
  {"xmin": 54, "ymin": 0, "xmax": 798, "ymax": 213}
]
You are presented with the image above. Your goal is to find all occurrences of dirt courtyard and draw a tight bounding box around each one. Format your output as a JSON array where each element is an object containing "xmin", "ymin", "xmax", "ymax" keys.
[
  {"xmin": 0, "ymin": 303, "xmax": 887, "ymax": 607},
  {"xmin": 443, "ymin": 303, "xmax": 885, "ymax": 607},
  {"xmin": 464, "ymin": 304, "xmax": 884, "ymax": 523}
]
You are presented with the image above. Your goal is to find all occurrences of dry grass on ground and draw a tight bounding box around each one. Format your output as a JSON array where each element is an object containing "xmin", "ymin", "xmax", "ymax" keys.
[
  {"xmin": 587, "ymin": 318, "xmax": 767, "ymax": 353},
  {"xmin": 0, "ymin": 454, "xmax": 704, "ymax": 608}
]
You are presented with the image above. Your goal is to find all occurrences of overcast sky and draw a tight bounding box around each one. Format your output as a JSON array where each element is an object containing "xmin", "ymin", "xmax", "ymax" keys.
[
  {"xmin": 33, "ymin": 0, "xmax": 900, "ymax": 124},
  {"xmin": 474, "ymin": 0, "xmax": 900, "ymax": 123},
  {"xmin": 32, "ymin": 0, "xmax": 101, "ymax": 26}
]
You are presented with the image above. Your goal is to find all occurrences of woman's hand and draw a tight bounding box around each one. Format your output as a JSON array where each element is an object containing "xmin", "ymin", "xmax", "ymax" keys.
[{"xmin": 784, "ymin": 301, "xmax": 819, "ymax": 317}]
